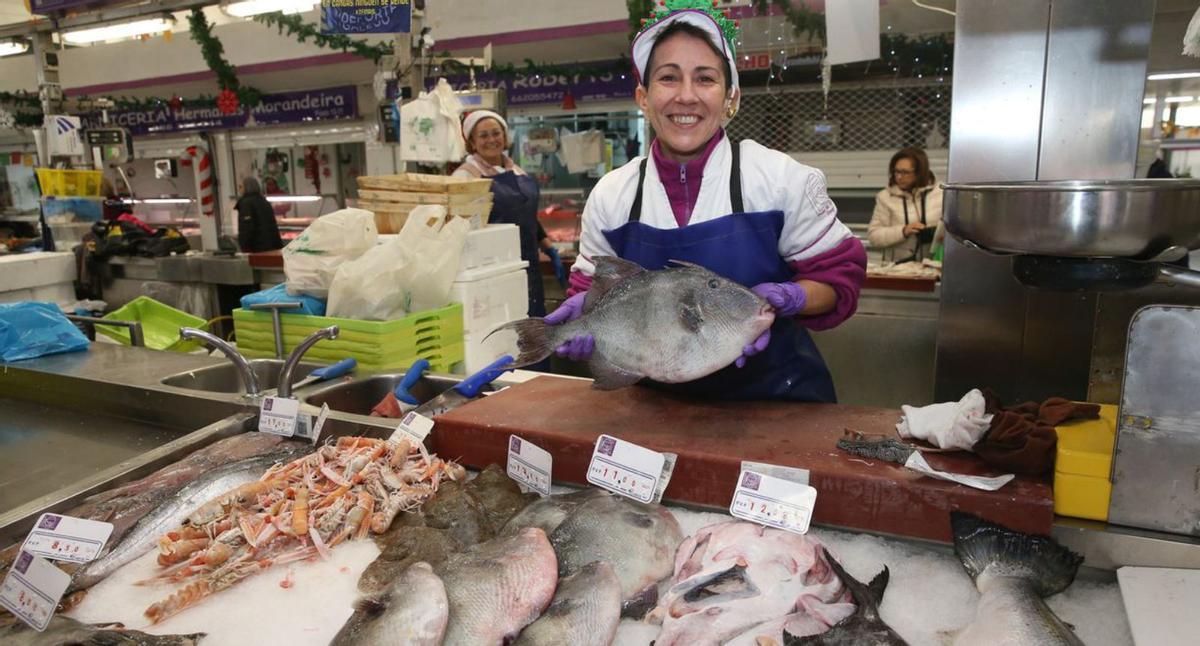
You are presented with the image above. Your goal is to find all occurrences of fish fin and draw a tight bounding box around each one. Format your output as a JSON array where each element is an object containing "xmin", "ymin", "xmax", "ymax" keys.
[
  {"xmin": 621, "ymin": 584, "xmax": 659, "ymax": 619},
  {"xmin": 584, "ymin": 256, "xmax": 646, "ymax": 313},
  {"xmin": 821, "ymin": 547, "xmax": 883, "ymax": 619},
  {"xmin": 353, "ymin": 593, "xmax": 389, "ymax": 616},
  {"xmin": 950, "ymin": 511, "xmax": 1082, "ymax": 598},
  {"xmin": 666, "ymin": 258, "xmax": 705, "ymax": 270},
  {"xmin": 484, "ymin": 318, "xmax": 554, "ymax": 367},
  {"xmin": 678, "ymin": 292, "xmax": 704, "ymax": 332},
  {"xmin": 589, "ymin": 359, "xmax": 644, "ymax": 390}
]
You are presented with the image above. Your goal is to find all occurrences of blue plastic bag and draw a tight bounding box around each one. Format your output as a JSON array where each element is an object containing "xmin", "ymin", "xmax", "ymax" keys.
[
  {"xmin": 0, "ymin": 301, "xmax": 90, "ymax": 362},
  {"xmin": 240, "ymin": 283, "xmax": 326, "ymax": 316}
]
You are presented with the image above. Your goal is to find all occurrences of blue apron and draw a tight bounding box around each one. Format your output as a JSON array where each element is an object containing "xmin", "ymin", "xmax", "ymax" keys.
[
  {"xmin": 488, "ymin": 170, "xmax": 545, "ymax": 317},
  {"xmin": 600, "ymin": 141, "xmax": 836, "ymax": 402}
]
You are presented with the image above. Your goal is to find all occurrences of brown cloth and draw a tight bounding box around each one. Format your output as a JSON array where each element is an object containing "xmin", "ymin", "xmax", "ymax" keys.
[{"xmin": 973, "ymin": 391, "xmax": 1100, "ymax": 476}]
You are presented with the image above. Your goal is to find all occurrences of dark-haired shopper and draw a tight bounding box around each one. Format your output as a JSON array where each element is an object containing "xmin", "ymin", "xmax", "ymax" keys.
[
  {"xmin": 542, "ymin": 4, "xmax": 866, "ymax": 403},
  {"xmin": 868, "ymin": 147, "xmax": 945, "ymax": 263}
]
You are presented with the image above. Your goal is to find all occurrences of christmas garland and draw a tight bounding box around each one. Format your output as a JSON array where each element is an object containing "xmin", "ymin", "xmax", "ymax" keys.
[
  {"xmin": 187, "ymin": 8, "xmax": 261, "ymax": 113},
  {"xmin": 439, "ymin": 56, "xmax": 632, "ymax": 80},
  {"xmin": 752, "ymin": 0, "xmax": 825, "ymax": 43},
  {"xmin": 252, "ymin": 11, "xmax": 392, "ymax": 63}
]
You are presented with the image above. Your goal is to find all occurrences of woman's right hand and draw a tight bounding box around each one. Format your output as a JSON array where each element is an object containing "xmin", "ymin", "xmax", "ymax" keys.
[
  {"xmin": 903, "ymin": 222, "xmax": 926, "ymax": 238},
  {"xmin": 544, "ymin": 292, "xmax": 594, "ymax": 361}
]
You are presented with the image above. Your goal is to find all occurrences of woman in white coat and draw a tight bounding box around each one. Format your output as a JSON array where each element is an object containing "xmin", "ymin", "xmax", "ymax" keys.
[{"xmin": 867, "ymin": 147, "xmax": 944, "ymax": 263}]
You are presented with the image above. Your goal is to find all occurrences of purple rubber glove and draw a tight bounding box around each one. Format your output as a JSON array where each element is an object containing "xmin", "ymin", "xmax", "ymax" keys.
[
  {"xmin": 735, "ymin": 329, "xmax": 771, "ymax": 369},
  {"xmin": 544, "ymin": 292, "xmax": 594, "ymax": 361},
  {"xmin": 751, "ymin": 281, "xmax": 808, "ymax": 317}
]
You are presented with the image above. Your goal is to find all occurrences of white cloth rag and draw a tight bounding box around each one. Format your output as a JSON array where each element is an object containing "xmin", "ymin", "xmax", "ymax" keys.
[
  {"xmin": 558, "ymin": 129, "xmax": 604, "ymax": 173},
  {"xmin": 896, "ymin": 388, "xmax": 993, "ymax": 451}
]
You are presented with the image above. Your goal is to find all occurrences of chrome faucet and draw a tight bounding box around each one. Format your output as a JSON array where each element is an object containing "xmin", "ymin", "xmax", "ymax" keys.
[
  {"xmin": 277, "ymin": 326, "xmax": 339, "ymax": 399},
  {"xmin": 179, "ymin": 327, "xmax": 261, "ymax": 395}
]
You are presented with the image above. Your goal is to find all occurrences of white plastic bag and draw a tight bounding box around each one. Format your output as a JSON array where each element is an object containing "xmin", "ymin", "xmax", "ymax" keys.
[
  {"xmin": 397, "ymin": 206, "xmax": 470, "ymax": 312},
  {"xmin": 283, "ymin": 208, "xmax": 377, "ymax": 299},
  {"xmin": 327, "ymin": 233, "xmax": 413, "ymax": 321},
  {"xmin": 399, "ymin": 79, "xmax": 466, "ymax": 163}
]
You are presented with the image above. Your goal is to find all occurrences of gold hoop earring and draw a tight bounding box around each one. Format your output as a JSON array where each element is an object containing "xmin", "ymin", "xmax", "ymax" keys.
[{"xmin": 725, "ymin": 105, "xmax": 738, "ymax": 119}]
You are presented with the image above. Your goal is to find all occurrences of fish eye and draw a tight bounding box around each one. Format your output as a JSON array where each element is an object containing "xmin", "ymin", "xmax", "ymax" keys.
[{"xmin": 707, "ymin": 279, "xmax": 720, "ymax": 288}]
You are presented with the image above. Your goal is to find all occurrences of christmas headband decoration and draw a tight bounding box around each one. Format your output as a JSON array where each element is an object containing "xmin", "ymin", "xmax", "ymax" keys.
[
  {"xmin": 638, "ymin": 0, "xmax": 741, "ymax": 52},
  {"xmin": 632, "ymin": 0, "xmax": 742, "ymax": 88}
]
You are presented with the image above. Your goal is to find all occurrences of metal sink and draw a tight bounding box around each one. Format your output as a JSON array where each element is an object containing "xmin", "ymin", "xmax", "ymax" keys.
[
  {"xmin": 161, "ymin": 359, "xmax": 320, "ymax": 393},
  {"xmin": 305, "ymin": 374, "xmax": 489, "ymax": 416}
]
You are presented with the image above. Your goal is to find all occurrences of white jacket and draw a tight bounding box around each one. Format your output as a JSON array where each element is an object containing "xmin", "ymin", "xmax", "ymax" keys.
[
  {"xmin": 573, "ymin": 138, "xmax": 854, "ymax": 277},
  {"xmin": 867, "ymin": 183, "xmax": 944, "ymax": 262}
]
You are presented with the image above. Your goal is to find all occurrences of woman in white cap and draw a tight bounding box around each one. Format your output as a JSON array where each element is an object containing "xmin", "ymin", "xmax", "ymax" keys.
[
  {"xmin": 453, "ymin": 110, "xmax": 563, "ymax": 317},
  {"xmin": 543, "ymin": 0, "xmax": 866, "ymax": 402}
]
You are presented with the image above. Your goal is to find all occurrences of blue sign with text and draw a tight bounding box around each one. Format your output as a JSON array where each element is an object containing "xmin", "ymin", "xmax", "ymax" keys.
[{"xmin": 321, "ymin": 0, "xmax": 411, "ymax": 34}]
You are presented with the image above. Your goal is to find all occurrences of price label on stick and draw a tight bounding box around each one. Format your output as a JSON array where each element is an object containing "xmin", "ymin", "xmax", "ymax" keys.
[
  {"xmin": 586, "ymin": 434, "xmax": 674, "ymax": 504},
  {"xmin": 0, "ymin": 551, "xmax": 70, "ymax": 632},
  {"xmin": 21, "ymin": 514, "xmax": 113, "ymax": 564},
  {"xmin": 258, "ymin": 396, "xmax": 299, "ymax": 437},
  {"xmin": 390, "ymin": 411, "xmax": 434, "ymax": 444},
  {"xmin": 729, "ymin": 468, "xmax": 818, "ymax": 535},
  {"xmin": 507, "ymin": 435, "xmax": 552, "ymax": 496},
  {"xmin": 294, "ymin": 403, "xmax": 330, "ymax": 445}
]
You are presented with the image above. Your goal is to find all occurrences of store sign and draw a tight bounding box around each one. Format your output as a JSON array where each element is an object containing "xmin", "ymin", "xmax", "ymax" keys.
[
  {"xmin": 321, "ymin": 0, "xmax": 411, "ymax": 34},
  {"xmin": 737, "ymin": 53, "xmax": 773, "ymax": 71},
  {"xmin": 29, "ymin": 0, "xmax": 121, "ymax": 14},
  {"xmin": 425, "ymin": 62, "xmax": 636, "ymax": 107},
  {"xmin": 83, "ymin": 86, "xmax": 358, "ymax": 136}
]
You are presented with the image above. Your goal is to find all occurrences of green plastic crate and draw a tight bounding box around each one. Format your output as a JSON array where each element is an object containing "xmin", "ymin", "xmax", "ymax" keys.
[
  {"xmin": 100, "ymin": 296, "xmax": 206, "ymax": 352},
  {"xmin": 232, "ymin": 303, "xmax": 464, "ymax": 372}
]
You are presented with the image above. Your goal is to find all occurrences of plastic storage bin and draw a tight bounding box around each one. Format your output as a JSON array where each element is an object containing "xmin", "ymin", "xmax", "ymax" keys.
[
  {"xmin": 1053, "ymin": 403, "xmax": 1117, "ymax": 521},
  {"xmin": 99, "ymin": 296, "xmax": 206, "ymax": 352},
  {"xmin": 35, "ymin": 169, "xmax": 103, "ymax": 197},
  {"xmin": 42, "ymin": 197, "xmax": 104, "ymax": 221},
  {"xmin": 233, "ymin": 303, "xmax": 464, "ymax": 372},
  {"xmin": 448, "ymin": 260, "xmax": 529, "ymax": 335}
]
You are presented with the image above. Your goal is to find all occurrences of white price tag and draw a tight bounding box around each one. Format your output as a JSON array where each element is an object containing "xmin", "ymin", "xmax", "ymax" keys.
[
  {"xmin": 507, "ymin": 435, "xmax": 552, "ymax": 496},
  {"xmin": 0, "ymin": 551, "xmax": 70, "ymax": 632},
  {"xmin": 390, "ymin": 411, "xmax": 434, "ymax": 444},
  {"xmin": 729, "ymin": 469, "xmax": 818, "ymax": 535},
  {"xmin": 258, "ymin": 396, "xmax": 299, "ymax": 437},
  {"xmin": 586, "ymin": 434, "xmax": 669, "ymax": 504},
  {"xmin": 21, "ymin": 514, "xmax": 113, "ymax": 564},
  {"xmin": 904, "ymin": 452, "xmax": 1015, "ymax": 491},
  {"xmin": 294, "ymin": 403, "xmax": 330, "ymax": 445}
]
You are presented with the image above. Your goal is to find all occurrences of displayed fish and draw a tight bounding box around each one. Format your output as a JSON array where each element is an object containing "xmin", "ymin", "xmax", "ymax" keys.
[
  {"xmin": 332, "ymin": 561, "xmax": 449, "ymax": 646},
  {"xmin": 0, "ymin": 616, "xmax": 203, "ymax": 645},
  {"xmin": 439, "ymin": 527, "xmax": 559, "ymax": 645},
  {"xmin": 651, "ymin": 521, "xmax": 854, "ymax": 646},
  {"xmin": 419, "ymin": 478, "xmax": 496, "ymax": 546},
  {"xmin": 951, "ymin": 511, "xmax": 1085, "ymax": 646},
  {"xmin": 548, "ymin": 492, "xmax": 683, "ymax": 618},
  {"xmin": 513, "ymin": 561, "xmax": 623, "ymax": 646},
  {"xmin": 358, "ymin": 526, "xmax": 463, "ymax": 595},
  {"xmin": 69, "ymin": 443, "xmax": 311, "ymax": 593},
  {"xmin": 784, "ymin": 547, "xmax": 909, "ymax": 645},
  {"xmin": 468, "ymin": 464, "xmax": 538, "ymax": 534},
  {"xmin": 502, "ymin": 488, "xmax": 608, "ymax": 537},
  {"xmin": 491, "ymin": 256, "xmax": 775, "ymax": 389}
]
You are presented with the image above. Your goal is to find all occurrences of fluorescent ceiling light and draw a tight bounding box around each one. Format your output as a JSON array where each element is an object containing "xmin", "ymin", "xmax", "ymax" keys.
[
  {"xmin": 63, "ymin": 18, "xmax": 173, "ymax": 45},
  {"xmin": 1144, "ymin": 96, "xmax": 1196, "ymax": 104},
  {"xmin": 1148, "ymin": 71, "xmax": 1200, "ymax": 81},
  {"xmin": 224, "ymin": 0, "xmax": 318, "ymax": 18},
  {"xmin": 267, "ymin": 195, "xmax": 322, "ymax": 203},
  {"xmin": 0, "ymin": 41, "xmax": 28, "ymax": 57},
  {"xmin": 141, "ymin": 198, "xmax": 193, "ymax": 204}
]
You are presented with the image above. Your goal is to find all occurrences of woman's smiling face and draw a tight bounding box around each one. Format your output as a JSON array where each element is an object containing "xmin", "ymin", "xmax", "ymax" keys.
[{"xmin": 636, "ymin": 31, "xmax": 736, "ymax": 163}]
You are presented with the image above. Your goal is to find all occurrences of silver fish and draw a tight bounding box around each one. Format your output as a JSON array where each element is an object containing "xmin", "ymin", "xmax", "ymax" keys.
[
  {"xmin": 548, "ymin": 492, "xmax": 683, "ymax": 618},
  {"xmin": 513, "ymin": 561, "xmax": 623, "ymax": 646},
  {"xmin": 69, "ymin": 443, "xmax": 309, "ymax": 592},
  {"xmin": 1, "ymin": 616, "xmax": 203, "ymax": 645},
  {"xmin": 332, "ymin": 561, "xmax": 449, "ymax": 646},
  {"xmin": 490, "ymin": 256, "xmax": 774, "ymax": 389},
  {"xmin": 501, "ymin": 488, "xmax": 608, "ymax": 537},
  {"xmin": 439, "ymin": 527, "xmax": 559, "ymax": 646},
  {"xmin": 951, "ymin": 512, "xmax": 1084, "ymax": 646},
  {"xmin": 785, "ymin": 547, "xmax": 909, "ymax": 645}
]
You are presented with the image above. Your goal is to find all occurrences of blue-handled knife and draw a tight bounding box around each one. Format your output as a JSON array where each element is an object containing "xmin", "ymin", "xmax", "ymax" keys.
[
  {"xmin": 413, "ymin": 355, "xmax": 515, "ymax": 417},
  {"xmin": 287, "ymin": 357, "xmax": 357, "ymax": 391},
  {"xmin": 394, "ymin": 358, "xmax": 431, "ymax": 406}
]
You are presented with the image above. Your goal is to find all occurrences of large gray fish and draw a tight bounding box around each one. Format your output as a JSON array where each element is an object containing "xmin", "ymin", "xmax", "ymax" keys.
[
  {"xmin": 785, "ymin": 547, "xmax": 909, "ymax": 645},
  {"xmin": 490, "ymin": 256, "xmax": 775, "ymax": 389},
  {"xmin": 68, "ymin": 442, "xmax": 310, "ymax": 592},
  {"xmin": 501, "ymin": 488, "xmax": 608, "ymax": 537},
  {"xmin": 332, "ymin": 561, "xmax": 449, "ymax": 646},
  {"xmin": 951, "ymin": 512, "xmax": 1084, "ymax": 646},
  {"xmin": 548, "ymin": 492, "xmax": 683, "ymax": 618},
  {"xmin": 513, "ymin": 561, "xmax": 622, "ymax": 646},
  {"xmin": 439, "ymin": 527, "xmax": 559, "ymax": 646},
  {"xmin": 0, "ymin": 616, "xmax": 203, "ymax": 645}
]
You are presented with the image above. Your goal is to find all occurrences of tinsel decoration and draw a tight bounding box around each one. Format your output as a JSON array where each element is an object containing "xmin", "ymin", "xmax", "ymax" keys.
[
  {"xmin": 252, "ymin": 11, "xmax": 392, "ymax": 63},
  {"xmin": 187, "ymin": 8, "xmax": 261, "ymax": 109},
  {"xmin": 439, "ymin": 57, "xmax": 633, "ymax": 81},
  {"xmin": 626, "ymin": 0, "xmax": 656, "ymax": 42},
  {"xmin": 217, "ymin": 89, "xmax": 240, "ymax": 116}
]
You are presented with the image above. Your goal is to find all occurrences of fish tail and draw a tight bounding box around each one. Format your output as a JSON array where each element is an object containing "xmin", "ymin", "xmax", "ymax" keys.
[
  {"xmin": 951, "ymin": 511, "xmax": 1083, "ymax": 597},
  {"xmin": 821, "ymin": 546, "xmax": 886, "ymax": 620},
  {"xmin": 484, "ymin": 318, "xmax": 555, "ymax": 367}
]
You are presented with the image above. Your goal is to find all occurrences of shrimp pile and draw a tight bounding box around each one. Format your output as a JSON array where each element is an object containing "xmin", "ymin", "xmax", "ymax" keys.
[{"xmin": 141, "ymin": 436, "xmax": 463, "ymax": 624}]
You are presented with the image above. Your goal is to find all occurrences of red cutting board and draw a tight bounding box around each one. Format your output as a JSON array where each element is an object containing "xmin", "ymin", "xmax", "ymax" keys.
[{"xmin": 432, "ymin": 376, "xmax": 1054, "ymax": 542}]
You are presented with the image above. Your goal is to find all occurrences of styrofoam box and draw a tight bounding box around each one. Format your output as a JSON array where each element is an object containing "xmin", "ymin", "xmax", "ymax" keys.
[
  {"xmin": 0, "ymin": 252, "xmax": 75, "ymax": 291},
  {"xmin": 453, "ymin": 328, "xmax": 519, "ymax": 375},
  {"xmin": 459, "ymin": 223, "xmax": 520, "ymax": 273},
  {"xmin": 0, "ymin": 282, "xmax": 76, "ymax": 308},
  {"xmin": 449, "ymin": 260, "xmax": 529, "ymax": 335}
]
